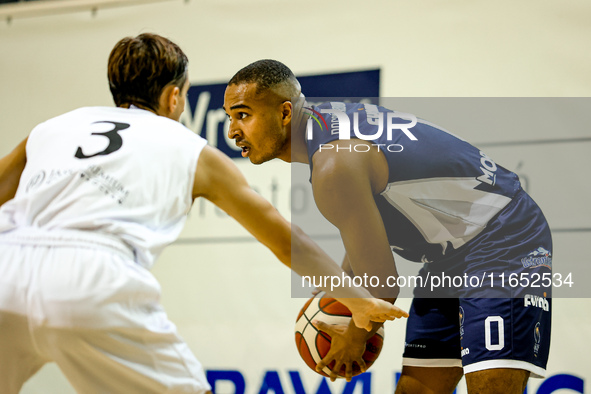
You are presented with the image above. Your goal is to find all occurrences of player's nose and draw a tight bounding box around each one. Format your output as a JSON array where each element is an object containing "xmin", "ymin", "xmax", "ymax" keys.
[{"xmin": 227, "ymin": 122, "xmax": 241, "ymax": 140}]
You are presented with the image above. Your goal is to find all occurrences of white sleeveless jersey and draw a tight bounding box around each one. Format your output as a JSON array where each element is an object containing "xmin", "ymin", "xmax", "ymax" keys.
[{"xmin": 0, "ymin": 106, "xmax": 207, "ymax": 268}]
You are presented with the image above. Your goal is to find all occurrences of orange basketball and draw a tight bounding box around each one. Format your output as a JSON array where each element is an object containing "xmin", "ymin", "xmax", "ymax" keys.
[{"xmin": 294, "ymin": 292, "xmax": 385, "ymax": 378}]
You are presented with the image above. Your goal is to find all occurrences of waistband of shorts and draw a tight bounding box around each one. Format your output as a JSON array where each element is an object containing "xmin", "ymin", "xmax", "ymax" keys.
[{"xmin": 0, "ymin": 227, "xmax": 135, "ymax": 261}]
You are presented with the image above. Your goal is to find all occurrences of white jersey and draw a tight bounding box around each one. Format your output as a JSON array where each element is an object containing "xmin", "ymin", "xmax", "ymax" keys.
[{"xmin": 0, "ymin": 106, "xmax": 207, "ymax": 269}]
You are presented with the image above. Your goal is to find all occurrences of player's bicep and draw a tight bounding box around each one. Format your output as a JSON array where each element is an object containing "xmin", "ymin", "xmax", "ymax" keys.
[
  {"xmin": 193, "ymin": 146, "xmax": 274, "ymax": 218},
  {"xmin": 311, "ymin": 152, "xmax": 398, "ymax": 297},
  {"xmin": 310, "ymin": 152, "xmax": 374, "ymax": 229},
  {"xmin": 311, "ymin": 154, "xmax": 387, "ymax": 258},
  {"xmin": 192, "ymin": 146, "xmax": 291, "ymax": 261},
  {"xmin": 192, "ymin": 145, "xmax": 248, "ymax": 201}
]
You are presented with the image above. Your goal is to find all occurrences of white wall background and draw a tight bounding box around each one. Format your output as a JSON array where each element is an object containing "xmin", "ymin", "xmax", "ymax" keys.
[{"xmin": 1, "ymin": 0, "xmax": 590, "ymax": 393}]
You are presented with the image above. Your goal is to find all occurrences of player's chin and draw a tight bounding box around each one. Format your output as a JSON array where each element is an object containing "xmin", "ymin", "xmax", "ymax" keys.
[
  {"xmin": 249, "ymin": 153, "xmax": 270, "ymax": 165},
  {"xmin": 249, "ymin": 157, "xmax": 263, "ymax": 165}
]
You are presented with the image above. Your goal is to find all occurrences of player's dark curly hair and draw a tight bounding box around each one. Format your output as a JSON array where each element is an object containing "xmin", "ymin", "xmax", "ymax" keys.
[
  {"xmin": 228, "ymin": 59, "xmax": 298, "ymax": 95},
  {"xmin": 108, "ymin": 33, "xmax": 188, "ymax": 112}
]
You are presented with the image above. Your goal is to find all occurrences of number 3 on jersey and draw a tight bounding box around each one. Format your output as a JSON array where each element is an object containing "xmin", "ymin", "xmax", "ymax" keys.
[{"xmin": 75, "ymin": 121, "xmax": 129, "ymax": 159}]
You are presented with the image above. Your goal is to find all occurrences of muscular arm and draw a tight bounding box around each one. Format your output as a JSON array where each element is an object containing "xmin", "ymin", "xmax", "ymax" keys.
[
  {"xmin": 310, "ymin": 139, "xmax": 404, "ymax": 380},
  {"xmin": 0, "ymin": 137, "xmax": 27, "ymax": 206},
  {"xmin": 191, "ymin": 146, "xmax": 407, "ymax": 328},
  {"xmin": 311, "ymin": 139, "xmax": 399, "ymax": 300},
  {"xmin": 192, "ymin": 145, "xmax": 294, "ymax": 268}
]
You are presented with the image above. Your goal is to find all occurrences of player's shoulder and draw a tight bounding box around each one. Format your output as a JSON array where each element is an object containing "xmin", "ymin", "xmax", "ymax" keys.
[
  {"xmin": 312, "ymin": 101, "xmax": 366, "ymax": 113},
  {"xmin": 50, "ymin": 106, "xmax": 115, "ymax": 119},
  {"xmin": 34, "ymin": 106, "xmax": 125, "ymax": 127},
  {"xmin": 42, "ymin": 106, "xmax": 191, "ymax": 131},
  {"xmin": 313, "ymin": 100, "xmax": 389, "ymax": 110},
  {"xmin": 27, "ymin": 107, "xmax": 100, "ymax": 135}
]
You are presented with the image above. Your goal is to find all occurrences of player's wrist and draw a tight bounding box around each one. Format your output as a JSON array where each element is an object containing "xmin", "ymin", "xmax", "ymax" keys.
[
  {"xmin": 335, "ymin": 296, "xmax": 374, "ymax": 314},
  {"xmin": 347, "ymin": 318, "xmax": 378, "ymax": 341}
]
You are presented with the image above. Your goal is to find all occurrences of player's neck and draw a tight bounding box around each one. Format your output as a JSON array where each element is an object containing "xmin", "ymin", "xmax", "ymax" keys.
[
  {"xmin": 119, "ymin": 103, "xmax": 157, "ymax": 115},
  {"xmin": 285, "ymin": 121, "xmax": 309, "ymax": 164}
]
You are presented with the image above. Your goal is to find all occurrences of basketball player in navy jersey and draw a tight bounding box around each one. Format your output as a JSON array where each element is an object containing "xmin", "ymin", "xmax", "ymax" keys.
[
  {"xmin": 0, "ymin": 35, "xmax": 406, "ymax": 394},
  {"xmin": 224, "ymin": 59, "xmax": 552, "ymax": 392}
]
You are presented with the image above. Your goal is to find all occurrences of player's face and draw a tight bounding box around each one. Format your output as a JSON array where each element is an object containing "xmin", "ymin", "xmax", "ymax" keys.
[{"xmin": 224, "ymin": 83, "xmax": 288, "ymax": 165}]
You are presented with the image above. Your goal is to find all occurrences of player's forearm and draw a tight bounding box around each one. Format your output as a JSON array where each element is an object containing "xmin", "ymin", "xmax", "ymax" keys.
[
  {"xmin": 341, "ymin": 254, "xmax": 400, "ymax": 299},
  {"xmin": 341, "ymin": 254, "xmax": 353, "ymax": 277},
  {"xmin": 346, "ymin": 250, "xmax": 401, "ymax": 299},
  {"xmin": 291, "ymin": 224, "xmax": 375, "ymax": 299},
  {"xmin": 347, "ymin": 317, "xmax": 383, "ymax": 342},
  {"xmin": 0, "ymin": 138, "xmax": 27, "ymax": 206}
]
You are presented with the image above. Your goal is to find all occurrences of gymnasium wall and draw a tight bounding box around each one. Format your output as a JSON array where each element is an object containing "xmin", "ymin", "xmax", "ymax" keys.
[{"xmin": 1, "ymin": 0, "xmax": 590, "ymax": 393}]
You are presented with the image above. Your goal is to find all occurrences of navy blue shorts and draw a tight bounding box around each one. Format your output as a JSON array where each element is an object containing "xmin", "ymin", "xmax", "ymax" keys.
[{"xmin": 402, "ymin": 189, "xmax": 552, "ymax": 377}]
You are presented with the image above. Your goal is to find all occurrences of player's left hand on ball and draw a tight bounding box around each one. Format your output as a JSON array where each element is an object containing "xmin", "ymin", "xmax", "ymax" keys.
[{"xmin": 311, "ymin": 320, "xmax": 367, "ymax": 382}]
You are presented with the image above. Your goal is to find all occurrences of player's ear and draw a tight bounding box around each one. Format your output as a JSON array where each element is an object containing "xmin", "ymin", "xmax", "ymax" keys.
[
  {"xmin": 281, "ymin": 101, "xmax": 292, "ymax": 126},
  {"xmin": 168, "ymin": 86, "xmax": 181, "ymax": 113},
  {"xmin": 157, "ymin": 85, "xmax": 180, "ymax": 118}
]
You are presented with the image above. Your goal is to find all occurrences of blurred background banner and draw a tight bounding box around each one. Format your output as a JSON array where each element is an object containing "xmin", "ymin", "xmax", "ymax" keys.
[{"xmin": 1, "ymin": 0, "xmax": 589, "ymax": 392}]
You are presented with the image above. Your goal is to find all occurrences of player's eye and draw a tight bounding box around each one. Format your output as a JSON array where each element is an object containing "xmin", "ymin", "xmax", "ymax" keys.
[{"xmin": 238, "ymin": 112, "xmax": 248, "ymax": 120}]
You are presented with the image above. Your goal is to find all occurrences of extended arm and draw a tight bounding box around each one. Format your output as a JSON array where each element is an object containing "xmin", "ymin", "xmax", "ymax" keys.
[
  {"xmin": 0, "ymin": 138, "xmax": 27, "ymax": 206},
  {"xmin": 191, "ymin": 145, "xmax": 407, "ymax": 329},
  {"xmin": 310, "ymin": 139, "xmax": 402, "ymax": 380}
]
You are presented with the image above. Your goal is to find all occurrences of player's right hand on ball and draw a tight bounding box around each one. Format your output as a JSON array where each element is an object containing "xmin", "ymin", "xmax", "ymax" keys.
[
  {"xmin": 312, "ymin": 320, "xmax": 367, "ymax": 382},
  {"xmin": 341, "ymin": 298, "xmax": 408, "ymax": 331}
]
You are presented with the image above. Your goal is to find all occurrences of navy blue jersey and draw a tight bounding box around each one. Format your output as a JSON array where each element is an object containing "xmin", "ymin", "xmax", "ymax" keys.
[{"xmin": 306, "ymin": 101, "xmax": 522, "ymax": 263}]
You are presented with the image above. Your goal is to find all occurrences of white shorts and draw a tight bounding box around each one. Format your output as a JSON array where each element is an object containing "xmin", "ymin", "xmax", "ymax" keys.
[{"xmin": 0, "ymin": 229, "xmax": 211, "ymax": 394}]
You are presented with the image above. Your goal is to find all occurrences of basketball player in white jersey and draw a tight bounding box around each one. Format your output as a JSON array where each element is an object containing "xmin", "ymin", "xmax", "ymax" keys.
[{"xmin": 0, "ymin": 34, "xmax": 407, "ymax": 394}]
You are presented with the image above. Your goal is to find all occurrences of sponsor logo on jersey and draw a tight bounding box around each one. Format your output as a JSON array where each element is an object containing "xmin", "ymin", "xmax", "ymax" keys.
[
  {"xmin": 476, "ymin": 150, "xmax": 498, "ymax": 186},
  {"xmin": 461, "ymin": 347, "xmax": 470, "ymax": 357},
  {"xmin": 404, "ymin": 342, "xmax": 427, "ymax": 349},
  {"xmin": 521, "ymin": 247, "xmax": 552, "ymax": 269},
  {"xmin": 524, "ymin": 294, "xmax": 550, "ymax": 311}
]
